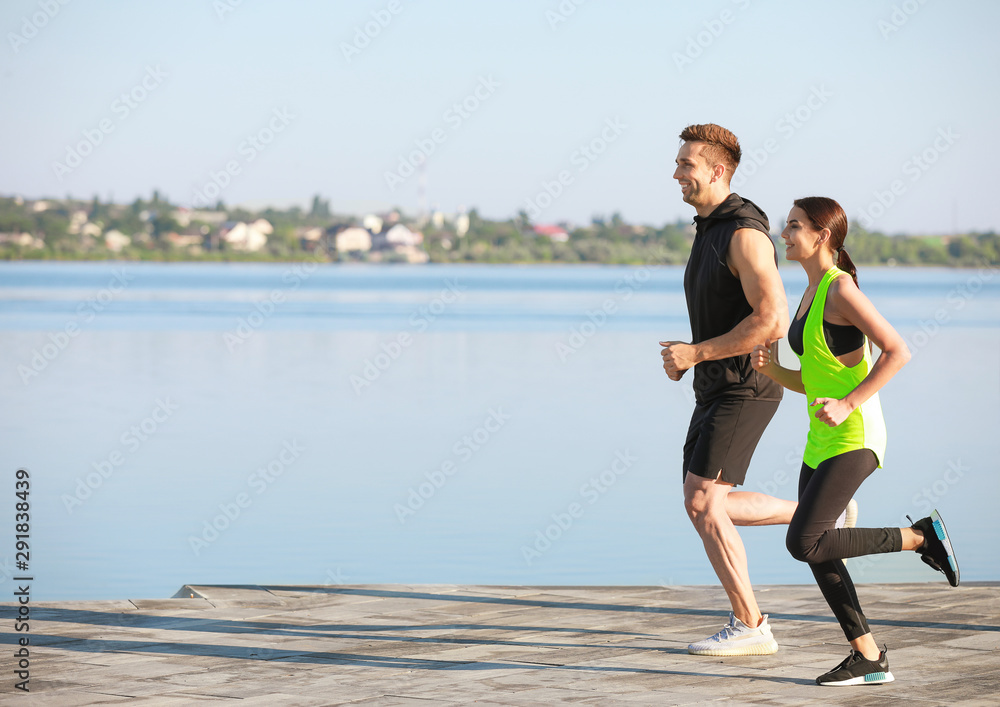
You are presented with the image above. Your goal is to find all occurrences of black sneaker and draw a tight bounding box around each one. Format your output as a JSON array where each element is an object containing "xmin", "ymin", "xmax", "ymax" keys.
[
  {"xmin": 908, "ymin": 509, "xmax": 960, "ymax": 587},
  {"xmin": 816, "ymin": 647, "xmax": 894, "ymax": 686}
]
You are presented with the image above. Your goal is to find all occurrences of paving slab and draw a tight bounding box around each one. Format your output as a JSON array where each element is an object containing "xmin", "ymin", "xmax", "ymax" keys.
[{"xmin": 1, "ymin": 582, "xmax": 998, "ymax": 704}]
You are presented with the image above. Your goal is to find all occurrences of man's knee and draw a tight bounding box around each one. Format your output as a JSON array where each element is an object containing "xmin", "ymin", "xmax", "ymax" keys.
[
  {"xmin": 684, "ymin": 481, "xmax": 724, "ymax": 530},
  {"xmin": 683, "ymin": 482, "xmax": 708, "ymax": 524},
  {"xmin": 683, "ymin": 490, "xmax": 701, "ymax": 520}
]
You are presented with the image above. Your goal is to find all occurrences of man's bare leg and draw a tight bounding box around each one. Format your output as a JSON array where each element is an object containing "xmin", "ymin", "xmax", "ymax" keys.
[
  {"xmin": 726, "ymin": 491, "xmax": 797, "ymax": 526},
  {"xmin": 684, "ymin": 472, "xmax": 762, "ymax": 628}
]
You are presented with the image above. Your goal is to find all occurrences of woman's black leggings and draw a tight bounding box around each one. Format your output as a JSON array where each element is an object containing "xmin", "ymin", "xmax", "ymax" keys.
[{"xmin": 786, "ymin": 448, "xmax": 903, "ymax": 641}]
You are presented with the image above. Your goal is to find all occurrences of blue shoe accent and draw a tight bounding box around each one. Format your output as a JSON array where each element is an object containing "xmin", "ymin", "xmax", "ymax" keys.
[{"xmin": 909, "ymin": 510, "xmax": 960, "ymax": 587}]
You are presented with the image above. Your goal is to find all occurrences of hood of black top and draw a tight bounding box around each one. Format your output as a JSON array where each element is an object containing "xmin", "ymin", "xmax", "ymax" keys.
[{"xmin": 694, "ymin": 193, "xmax": 769, "ymax": 234}]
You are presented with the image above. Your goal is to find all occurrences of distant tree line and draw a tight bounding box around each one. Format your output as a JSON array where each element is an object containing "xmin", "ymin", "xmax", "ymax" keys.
[{"xmin": 0, "ymin": 194, "xmax": 996, "ymax": 267}]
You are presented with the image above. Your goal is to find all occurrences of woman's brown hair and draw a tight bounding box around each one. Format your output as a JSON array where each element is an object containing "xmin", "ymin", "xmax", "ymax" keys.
[{"xmin": 793, "ymin": 196, "xmax": 858, "ymax": 287}]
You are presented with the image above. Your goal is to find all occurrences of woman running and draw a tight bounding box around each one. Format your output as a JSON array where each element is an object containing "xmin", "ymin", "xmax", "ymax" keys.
[{"xmin": 751, "ymin": 196, "xmax": 960, "ymax": 687}]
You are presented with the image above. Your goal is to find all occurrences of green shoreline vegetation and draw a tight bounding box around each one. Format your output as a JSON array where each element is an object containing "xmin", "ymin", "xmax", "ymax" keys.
[{"xmin": 1, "ymin": 194, "xmax": 997, "ymax": 267}]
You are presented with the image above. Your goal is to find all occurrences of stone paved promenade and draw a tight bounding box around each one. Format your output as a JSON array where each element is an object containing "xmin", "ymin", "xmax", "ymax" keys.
[{"xmin": 1, "ymin": 582, "xmax": 998, "ymax": 705}]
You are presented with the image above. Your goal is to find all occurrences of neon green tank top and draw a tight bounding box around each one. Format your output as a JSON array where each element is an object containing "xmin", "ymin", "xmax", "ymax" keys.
[{"xmin": 796, "ymin": 266, "xmax": 886, "ymax": 468}]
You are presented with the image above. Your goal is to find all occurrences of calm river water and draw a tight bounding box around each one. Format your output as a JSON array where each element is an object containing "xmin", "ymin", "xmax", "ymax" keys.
[{"xmin": 1, "ymin": 261, "xmax": 997, "ymax": 600}]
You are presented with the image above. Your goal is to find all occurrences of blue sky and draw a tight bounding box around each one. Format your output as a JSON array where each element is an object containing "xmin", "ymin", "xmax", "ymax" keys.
[{"xmin": 1, "ymin": 0, "xmax": 996, "ymax": 234}]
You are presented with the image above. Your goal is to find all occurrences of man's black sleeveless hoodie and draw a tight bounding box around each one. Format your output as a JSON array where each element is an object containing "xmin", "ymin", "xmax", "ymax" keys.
[{"xmin": 683, "ymin": 193, "xmax": 783, "ymax": 405}]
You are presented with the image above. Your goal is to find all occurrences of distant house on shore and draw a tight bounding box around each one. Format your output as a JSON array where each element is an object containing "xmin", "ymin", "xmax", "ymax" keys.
[
  {"xmin": 68, "ymin": 210, "xmax": 88, "ymax": 234},
  {"xmin": 166, "ymin": 231, "xmax": 204, "ymax": 249},
  {"xmin": 395, "ymin": 245, "xmax": 429, "ymax": 264},
  {"xmin": 298, "ymin": 226, "xmax": 325, "ymax": 252},
  {"xmin": 328, "ymin": 221, "xmax": 427, "ymax": 260},
  {"xmin": 381, "ymin": 223, "xmax": 422, "ymax": 249},
  {"xmin": 455, "ymin": 212, "xmax": 470, "ymax": 237},
  {"xmin": 335, "ymin": 227, "xmax": 372, "ymax": 253},
  {"xmin": 363, "ymin": 214, "xmax": 384, "ymax": 234},
  {"xmin": 533, "ymin": 224, "xmax": 569, "ymax": 242},
  {"xmin": 221, "ymin": 219, "xmax": 272, "ymax": 252},
  {"xmin": 104, "ymin": 230, "xmax": 131, "ymax": 252},
  {"xmin": 0, "ymin": 232, "xmax": 44, "ymax": 249},
  {"xmin": 80, "ymin": 222, "xmax": 103, "ymax": 238}
]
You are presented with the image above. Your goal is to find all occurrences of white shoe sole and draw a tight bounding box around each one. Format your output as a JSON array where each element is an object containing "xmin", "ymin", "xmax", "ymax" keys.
[
  {"xmin": 820, "ymin": 670, "xmax": 895, "ymax": 686},
  {"xmin": 687, "ymin": 637, "xmax": 779, "ymax": 656}
]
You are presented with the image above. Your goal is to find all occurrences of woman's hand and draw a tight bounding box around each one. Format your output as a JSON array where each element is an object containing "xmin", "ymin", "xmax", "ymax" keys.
[
  {"xmin": 750, "ymin": 337, "xmax": 805, "ymax": 394},
  {"xmin": 751, "ymin": 339, "xmax": 774, "ymax": 372},
  {"xmin": 811, "ymin": 397, "xmax": 855, "ymax": 427}
]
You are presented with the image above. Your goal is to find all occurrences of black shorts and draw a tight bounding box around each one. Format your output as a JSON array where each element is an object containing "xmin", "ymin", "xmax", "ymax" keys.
[{"xmin": 682, "ymin": 397, "xmax": 780, "ymax": 487}]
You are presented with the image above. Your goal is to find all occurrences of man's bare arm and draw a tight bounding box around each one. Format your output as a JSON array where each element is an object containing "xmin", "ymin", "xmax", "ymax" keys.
[{"xmin": 661, "ymin": 229, "xmax": 787, "ymax": 374}]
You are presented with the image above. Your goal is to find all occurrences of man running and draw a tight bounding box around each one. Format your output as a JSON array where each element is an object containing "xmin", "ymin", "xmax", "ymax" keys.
[{"xmin": 661, "ymin": 123, "xmax": 794, "ymax": 656}]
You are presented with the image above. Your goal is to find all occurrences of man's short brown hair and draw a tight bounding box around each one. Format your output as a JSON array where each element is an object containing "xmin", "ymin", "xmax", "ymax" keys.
[{"xmin": 679, "ymin": 124, "xmax": 741, "ymax": 181}]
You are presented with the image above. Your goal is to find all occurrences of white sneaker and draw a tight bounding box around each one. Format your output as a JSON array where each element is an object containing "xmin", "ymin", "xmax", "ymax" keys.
[
  {"xmin": 835, "ymin": 498, "xmax": 859, "ymax": 529},
  {"xmin": 687, "ymin": 612, "xmax": 779, "ymax": 656}
]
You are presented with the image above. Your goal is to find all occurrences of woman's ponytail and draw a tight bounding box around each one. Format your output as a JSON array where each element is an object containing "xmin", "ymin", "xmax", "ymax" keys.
[{"xmin": 836, "ymin": 246, "xmax": 858, "ymax": 289}]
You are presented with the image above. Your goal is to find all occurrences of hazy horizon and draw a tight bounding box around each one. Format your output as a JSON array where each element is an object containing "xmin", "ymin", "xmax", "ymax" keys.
[{"xmin": 2, "ymin": 1, "xmax": 997, "ymax": 236}]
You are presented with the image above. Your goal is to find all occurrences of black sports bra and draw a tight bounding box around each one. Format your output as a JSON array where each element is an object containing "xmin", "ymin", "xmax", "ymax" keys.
[{"xmin": 788, "ymin": 299, "xmax": 864, "ymax": 356}]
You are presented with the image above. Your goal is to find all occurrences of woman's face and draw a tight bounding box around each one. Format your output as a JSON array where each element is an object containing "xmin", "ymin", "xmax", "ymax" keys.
[{"xmin": 781, "ymin": 206, "xmax": 826, "ymax": 262}]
